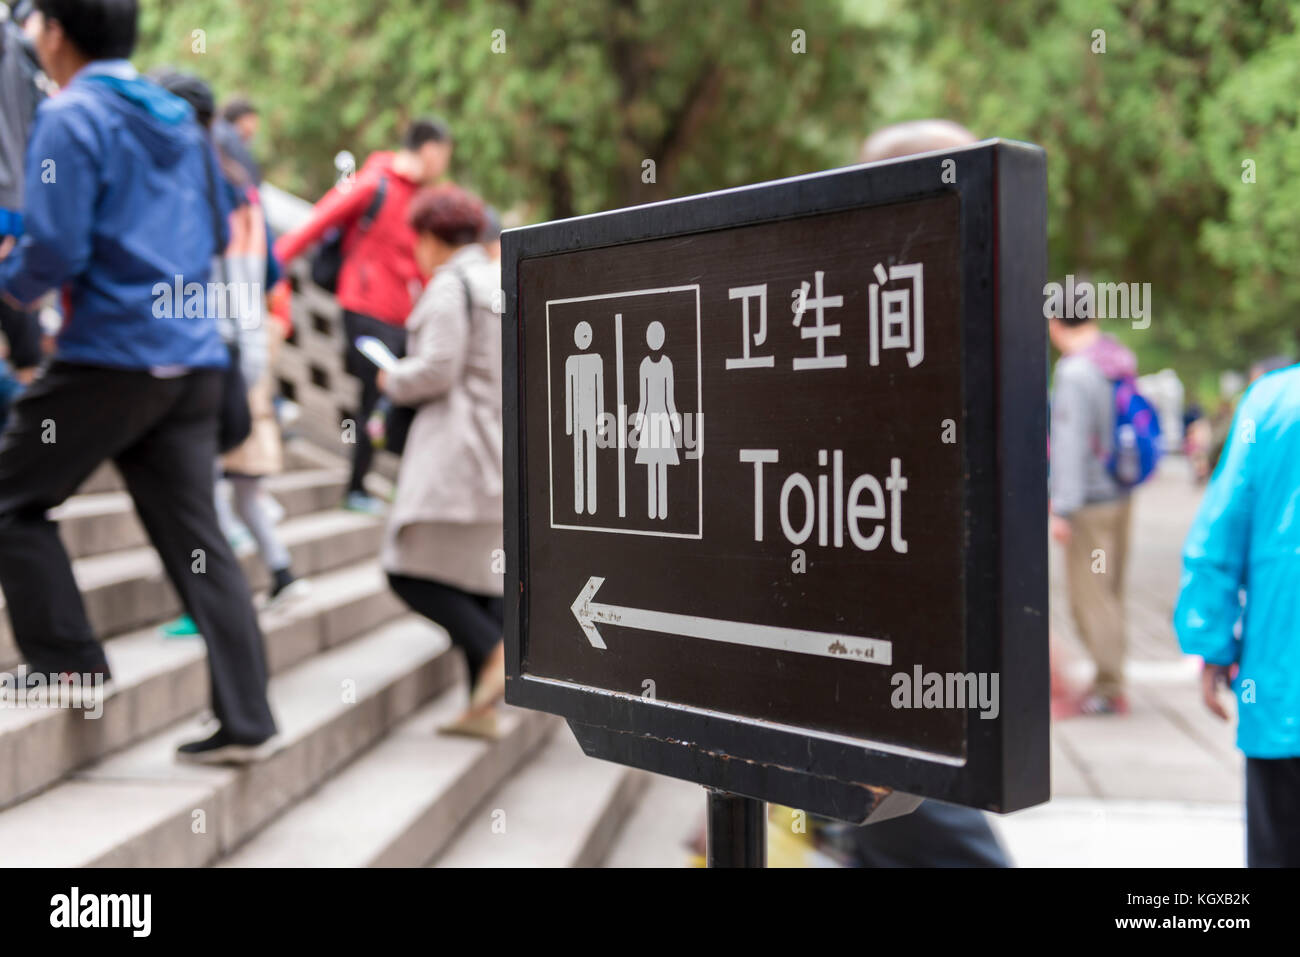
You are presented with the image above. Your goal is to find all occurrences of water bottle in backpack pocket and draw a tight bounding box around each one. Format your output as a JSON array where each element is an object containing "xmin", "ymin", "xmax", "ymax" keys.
[{"xmin": 1107, "ymin": 376, "xmax": 1161, "ymax": 487}]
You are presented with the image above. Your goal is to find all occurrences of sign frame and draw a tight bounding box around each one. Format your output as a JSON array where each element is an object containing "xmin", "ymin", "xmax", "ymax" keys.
[{"xmin": 502, "ymin": 139, "xmax": 1048, "ymax": 820}]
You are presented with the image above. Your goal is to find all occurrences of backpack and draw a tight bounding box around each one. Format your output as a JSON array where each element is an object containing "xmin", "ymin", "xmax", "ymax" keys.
[
  {"xmin": 1107, "ymin": 375, "xmax": 1161, "ymax": 488},
  {"xmin": 310, "ymin": 175, "xmax": 388, "ymax": 293}
]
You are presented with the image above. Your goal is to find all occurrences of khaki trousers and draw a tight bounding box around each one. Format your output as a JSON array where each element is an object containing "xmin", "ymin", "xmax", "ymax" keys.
[{"xmin": 1064, "ymin": 497, "xmax": 1132, "ymax": 698}]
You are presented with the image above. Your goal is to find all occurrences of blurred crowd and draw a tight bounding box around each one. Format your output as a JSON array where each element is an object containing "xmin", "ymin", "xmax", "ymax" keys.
[{"xmin": 0, "ymin": 0, "xmax": 506, "ymax": 760}]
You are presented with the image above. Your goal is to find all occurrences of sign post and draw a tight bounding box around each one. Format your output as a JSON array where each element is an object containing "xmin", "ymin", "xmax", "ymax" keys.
[
  {"xmin": 706, "ymin": 790, "xmax": 766, "ymax": 868},
  {"xmin": 502, "ymin": 140, "xmax": 1050, "ymax": 861}
]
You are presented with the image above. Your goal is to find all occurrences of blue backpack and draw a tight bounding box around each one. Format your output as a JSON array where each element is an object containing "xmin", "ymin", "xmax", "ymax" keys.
[{"xmin": 1107, "ymin": 376, "xmax": 1161, "ymax": 487}]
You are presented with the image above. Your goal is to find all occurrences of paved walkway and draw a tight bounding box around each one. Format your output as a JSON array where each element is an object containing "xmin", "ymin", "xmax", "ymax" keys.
[
  {"xmin": 996, "ymin": 455, "xmax": 1243, "ymax": 866},
  {"xmin": 610, "ymin": 456, "xmax": 1246, "ymax": 866}
]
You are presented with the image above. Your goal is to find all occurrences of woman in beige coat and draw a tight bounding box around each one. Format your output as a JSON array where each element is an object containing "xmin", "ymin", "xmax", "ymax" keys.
[{"xmin": 378, "ymin": 184, "xmax": 505, "ymax": 732}]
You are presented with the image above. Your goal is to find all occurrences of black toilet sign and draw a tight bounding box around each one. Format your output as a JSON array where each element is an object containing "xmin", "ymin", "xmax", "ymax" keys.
[{"xmin": 502, "ymin": 140, "xmax": 1050, "ymax": 820}]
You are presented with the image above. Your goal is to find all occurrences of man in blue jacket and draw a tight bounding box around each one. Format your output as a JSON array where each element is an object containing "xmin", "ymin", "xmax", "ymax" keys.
[
  {"xmin": 1174, "ymin": 363, "xmax": 1300, "ymax": 866},
  {"xmin": 0, "ymin": 0, "xmax": 277, "ymax": 763}
]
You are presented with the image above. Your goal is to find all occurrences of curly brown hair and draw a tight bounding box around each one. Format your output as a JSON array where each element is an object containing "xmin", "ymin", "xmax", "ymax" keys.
[{"xmin": 407, "ymin": 184, "xmax": 485, "ymax": 247}]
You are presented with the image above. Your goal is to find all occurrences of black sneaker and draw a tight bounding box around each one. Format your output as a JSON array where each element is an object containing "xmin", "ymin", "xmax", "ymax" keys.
[
  {"xmin": 263, "ymin": 568, "xmax": 311, "ymax": 610},
  {"xmin": 175, "ymin": 728, "xmax": 278, "ymax": 765}
]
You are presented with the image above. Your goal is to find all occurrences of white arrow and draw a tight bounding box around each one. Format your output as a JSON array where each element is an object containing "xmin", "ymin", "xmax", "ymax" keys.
[{"xmin": 570, "ymin": 577, "xmax": 892, "ymax": 665}]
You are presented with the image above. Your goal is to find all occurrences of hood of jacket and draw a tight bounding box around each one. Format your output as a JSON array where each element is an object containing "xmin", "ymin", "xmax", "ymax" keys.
[{"xmin": 74, "ymin": 60, "xmax": 194, "ymax": 168}]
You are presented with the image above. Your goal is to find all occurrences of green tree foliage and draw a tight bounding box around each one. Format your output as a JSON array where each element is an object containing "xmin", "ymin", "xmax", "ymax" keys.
[
  {"xmin": 1199, "ymin": 26, "xmax": 1300, "ymax": 365},
  {"xmin": 136, "ymin": 0, "xmax": 888, "ymax": 218},
  {"xmin": 134, "ymin": 0, "xmax": 1300, "ymax": 385},
  {"xmin": 890, "ymin": 0, "xmax": 1300, "ymax": 386}
]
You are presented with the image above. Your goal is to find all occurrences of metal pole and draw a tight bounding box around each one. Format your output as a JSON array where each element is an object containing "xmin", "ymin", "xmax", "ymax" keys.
[{"xmin": 706, "ymin": 788, "xmax": 766, "ymax": 867}]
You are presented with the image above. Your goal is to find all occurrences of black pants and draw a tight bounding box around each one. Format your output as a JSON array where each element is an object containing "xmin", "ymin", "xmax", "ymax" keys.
[
  {"xmin": 826, "ymin": 800, "xmax": 1010, "ymax": 867},
  {"xmin": 1246, "ymin": 756, "xmax": 1300, "ymax": 867},
  {"xmin": 0, "ymin": 361, "xmax": 277, "ymax": 742},
  {"xmin": 387, "ymin": 573, "xmax": 502, "ymax": 684},
  {"xmin": 342, "ymin": 310, "xmax": 406, "ymax": 495}
]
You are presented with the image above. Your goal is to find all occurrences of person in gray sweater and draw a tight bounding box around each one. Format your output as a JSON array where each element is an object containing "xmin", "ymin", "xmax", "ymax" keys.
[{"xmin": 1049, "ymin": 307, "xmax": 1139, "ymax": 715}]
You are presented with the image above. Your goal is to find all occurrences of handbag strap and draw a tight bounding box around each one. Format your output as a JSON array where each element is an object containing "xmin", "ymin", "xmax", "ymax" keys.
[
  {"xmin": 359, "ymin": 175, "xmax": 388, "ymax": 232},
  {"xmin": 449, "ymin": 266, "xmax": 473, "ymax": 325}
]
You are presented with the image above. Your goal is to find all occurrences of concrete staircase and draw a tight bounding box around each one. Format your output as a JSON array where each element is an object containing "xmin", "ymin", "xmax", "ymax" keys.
[{"xmin": 0, "ymin": 441, "xmax": 654, "ymax": 867}]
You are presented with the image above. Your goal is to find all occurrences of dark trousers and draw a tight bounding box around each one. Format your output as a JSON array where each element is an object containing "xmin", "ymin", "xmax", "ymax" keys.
[
  {"xmin": 342, "ymin": 310, "xmax": 406, "ymax": 494},
  {"xmin": 387, "ymin": 573, "xmax": 502, "ymax": 684},
  {"xmin": 827, "ymin": 800, "xmax": 1010, "ymax": 867},
  {"xmin": 1246, "ymin": 756, "xmax": 1300, "ymax": 867},
  {"xmin": 0, "ymin": 361, "xmax": 276, "ymax": 742}
]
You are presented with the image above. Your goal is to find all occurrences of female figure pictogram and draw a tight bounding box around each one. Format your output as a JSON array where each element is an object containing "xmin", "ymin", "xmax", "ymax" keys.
[{"xmin": 633, "ymin": 321, "xmax": 681, "ymax": 519}]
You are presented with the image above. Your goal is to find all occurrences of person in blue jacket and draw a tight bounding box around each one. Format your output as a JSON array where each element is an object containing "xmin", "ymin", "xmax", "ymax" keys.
[
  {"xmin": 1174, "ymin": 363, "xmax": 1300, "ymax": 867},
  {"xmin": 0, "ymin": 0, "xmax": 277, "ymax": 764}
]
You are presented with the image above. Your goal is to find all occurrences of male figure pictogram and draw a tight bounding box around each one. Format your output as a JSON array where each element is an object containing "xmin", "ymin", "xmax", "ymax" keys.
[{"xmin": 565, "ymin": 320, "xmax": 604, "ymax": 515}]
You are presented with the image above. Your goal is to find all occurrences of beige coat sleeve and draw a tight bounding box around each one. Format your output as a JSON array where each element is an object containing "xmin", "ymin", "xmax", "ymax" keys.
[{"xmin": 385, "ymin": 271, "xmax": 469, "ymax": 407}]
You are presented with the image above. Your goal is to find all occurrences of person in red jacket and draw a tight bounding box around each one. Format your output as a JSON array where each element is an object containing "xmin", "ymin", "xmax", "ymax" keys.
[{"xmin": 274, "ymin": 117, "xmax": 453, "ymax": 513}]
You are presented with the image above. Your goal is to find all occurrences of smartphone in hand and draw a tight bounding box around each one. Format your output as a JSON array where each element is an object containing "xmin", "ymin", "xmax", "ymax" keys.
[{"xmin": 355, "ymin": 335, "xmax": 399, "ymax": 372}]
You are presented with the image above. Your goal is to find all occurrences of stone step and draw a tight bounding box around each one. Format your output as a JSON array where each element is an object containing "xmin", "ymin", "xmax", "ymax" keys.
[
  {"xmin": 0, "ymin": 560, "xmax": 404, "ymax": 811},
  {"xmin": 431, "ymin": 727, "xmax": 648, "ymax": 868},
  {"xmin": 0, "ymin": 615, "xmax": 456, "ymax": 867},
  {"xmin": 273, "ymin": 437, "xmax": 399, "ymax": 494},
  {"xmin": 602, "ymin": 772, "xmax": 704, "ymax": 868},
  {"xmin": 218, "ymin": 703, "xmax": 557, "ymax": 867},
  {"xmin": 71, "ymin": 441, "xmax": 331, "ymax": 497},
  {"xmin": 77, "ymin": 463, "xmax": 123, "ymax": 496},
  {"xmin": 0, "ymin": 506, "xmax": 386, "ymax": 668},
  {"xmin": 52, "ymin": 468, "xmax": 349, "ymax": 561}
]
